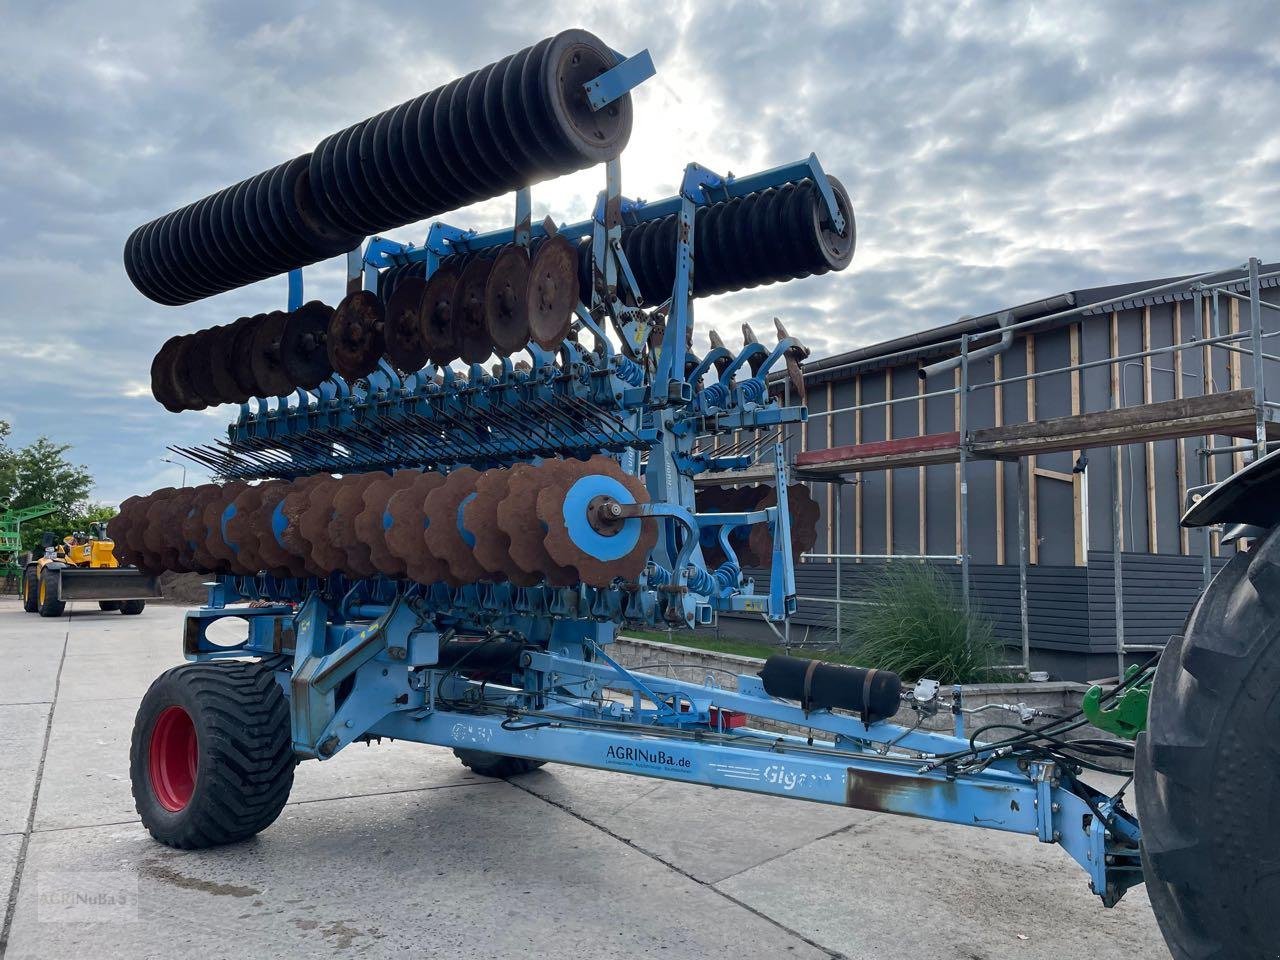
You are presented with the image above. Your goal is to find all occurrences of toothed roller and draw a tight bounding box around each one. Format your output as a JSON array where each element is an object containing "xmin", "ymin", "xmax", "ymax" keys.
[
  {"xmin": 124, "ymin": 155, "xmax": 362, "ymax": 306},
  {"xmin": 307, "ymin": 30, "xmax": 633, "ymax": 240},
  {"xmin": 536, "ymin": 455, "xmax": 656, "ymax": 587},
  {"xmin": 384, "ymin": 471, "xmax": 448, "ymax": 585},
  {"xmin": 357, "ymin": 470, "xmax": 420, "ymax": 578},
  {"xmin": 422, "ymin": 467, "xmax": 486, "ymax": 586},
  {"xmin": 497, "ymin": 461, "xmax": 576, "ymax": 586},
  {"xmin": 466, "ymin": 468, "xmax": 539, "ymax": 586},
  {"xmin": 326, "ymin": 473, "xmax": 381, "ymax": 578}
]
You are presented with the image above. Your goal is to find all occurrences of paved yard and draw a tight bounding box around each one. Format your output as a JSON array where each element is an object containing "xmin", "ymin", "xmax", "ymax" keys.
[{"xmin": 0, "ymin": 598, "xmax": 1169, "ymax": 959}]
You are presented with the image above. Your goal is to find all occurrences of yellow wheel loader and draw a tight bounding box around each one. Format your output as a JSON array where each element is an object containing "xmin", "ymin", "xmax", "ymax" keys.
[{"xmin": 21, "ymin": 523, "xmax": 162, "ymax": 617}]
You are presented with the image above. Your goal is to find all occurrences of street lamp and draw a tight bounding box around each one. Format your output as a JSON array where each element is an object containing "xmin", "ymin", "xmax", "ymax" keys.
[{"xmin": 160, "ymin": 457, "xmax": 187, "ymax": 488}]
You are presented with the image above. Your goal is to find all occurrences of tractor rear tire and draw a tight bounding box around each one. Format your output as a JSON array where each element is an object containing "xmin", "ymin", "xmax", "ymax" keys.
[
  {"xmin": 453, "ymin": 749, "xmax": 546, "ymax": 778},
  {"xmin": 1137, "ymin": 525, "xmax": 1280, "ymax": 960},
  {"xmin": 98, "ymin": 601, "xmax": 121, "ymax": 611},
  {"xmin": 37, "ymin": 565, "xmax": 65, "ymax": 618},
  {"xmin": 21, "ymin": 567, "xmax": 38, "ymax": 613},
  {"xmin": 120, "ymin": 599, "xmax": 145, "ymax": 615},
  {"xmin": 130, "ymin": 659, "xmax": 295, "ymax": 849}
]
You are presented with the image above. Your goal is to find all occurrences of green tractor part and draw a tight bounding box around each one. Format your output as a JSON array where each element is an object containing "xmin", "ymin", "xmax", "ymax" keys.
[
  {"xmin": 1081, "ymin": 663, "xmax": 1153, "ymax": 740},
  {"xmin": 1, "ymin": 502, "xmax": 58, "ymax": 588}
]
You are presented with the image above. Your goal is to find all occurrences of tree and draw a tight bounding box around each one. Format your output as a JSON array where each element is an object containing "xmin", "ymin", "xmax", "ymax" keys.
[{"xmin": 0, "ymin": 420, "xmax": 109, "ymax": 553}]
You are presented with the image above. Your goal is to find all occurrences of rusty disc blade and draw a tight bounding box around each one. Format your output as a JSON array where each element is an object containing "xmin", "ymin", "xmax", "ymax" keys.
[
  {"xmin": 327, "ymin": 290, "xmax": 386, "ymax": 381},
  {"xmin": 296, "ymin": 476, "xmax": 347, "ymax": 574},
  {"xmin": 158, "ymin": 488, "xmax": 200, "ymax": 571},
  {"xmin": 203, "ymin": 483, "xmax": 248, "ymax": 570},
  {"xmin": 466, "ymin": 467, "xmax": 539, "ymax": 586},
  {"xmin": 538, "ymin": 455, "xmax": 656, "ymax": 587},
  {"xmin": 252, "ymin": 480, "xmax": 302, "ymax": 577},
  {"xmin": 250, "ymin": 311, "xmax": 294, "ymax": 397},
  {"xmin": 497, "ymin": 461, "xmax": 576, "ymax": 586},
  {"xmin": 181, "ymin": 484, "xmax": 226, "ymax": 573},
  {"xmin": 526, "ymin": 233, "xmax": 577, "ymax": 351},
  {"xmin": 280, "ymin": 301, "xmax": 335, "ymax": 390},
  {"xmin": 140, "ymin": 488, "xmax": 179, "ymax": 571},
  {"xmin": 418, "ymin": 263, "xmax": 461, "ymax": 366},
  {"xmin": 276, "ymin": 475, "xmax": 330, "ymax": 577},
  {"xmin": 747, "ymin": 483, "xmax": 821, "ymax": 565},
  {"xmin": 231, "ymin": 479, "xmax": 286, "ymax": 575},
  {"xmin": 280, "ymin": 475, "xmax": 336, "ymax": 577},
  {"xmin": 384, "ymin": 277, "xmax": 429, "ymax": 373},
  {"xmin": 423, "ymin": 467, "xmax": 486, "ymax": 586},
  {"xmin": 384, "ymin": 471, "xmax": 448, "ymax": 584},
  {"xmin": 326, "ymin": 473, "xmax": 381, "ymax": 577},
  {"xmin": 108, "ymin": 495, "xmax": 145, "ymax": 567},
  {"xmin": 484, "ymin": 244, "xmax": 531, "ymax": 356},
  {"xmin": 454, "ymin": 255, "xmax": 495, "ymax": 365},
  {"xmin": 357, "ymin": 470, "xmax": 420, "ymax": 577}
]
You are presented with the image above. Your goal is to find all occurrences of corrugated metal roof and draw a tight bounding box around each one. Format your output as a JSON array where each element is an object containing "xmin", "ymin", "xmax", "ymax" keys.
[{"xmin": 781, "ymin": 261, "xmax": 1279, "ymax": 386}]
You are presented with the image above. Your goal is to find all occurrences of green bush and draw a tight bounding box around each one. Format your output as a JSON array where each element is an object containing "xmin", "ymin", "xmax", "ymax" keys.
[{"xmin": 843, "ymin": 563, "xmax": 1008, "ymax": 683}]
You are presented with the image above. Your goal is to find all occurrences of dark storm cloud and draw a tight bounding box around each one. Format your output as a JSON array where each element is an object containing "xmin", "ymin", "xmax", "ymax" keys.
[{"xmin": 0, "ymin": 0, "xmax": 1277, "ymax": 502}]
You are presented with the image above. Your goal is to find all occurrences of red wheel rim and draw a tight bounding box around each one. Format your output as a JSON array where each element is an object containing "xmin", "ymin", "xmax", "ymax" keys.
[{"xmin": 148, "ymin": 705, "xmax": 197, "ymax": 812}]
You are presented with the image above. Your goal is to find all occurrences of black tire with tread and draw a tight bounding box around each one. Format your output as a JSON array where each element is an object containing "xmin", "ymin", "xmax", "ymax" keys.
[
  {"xmin": 37, "ymin": 564, "xmax": 65, "ymax": 618},
  {"xmin": 1137, "ymin": 525, "xmax": 1280, "ymax": 960},
  {"xmin": 130, "ymin": 659, "xmax": 295, "ymax": 849},
  {"xmin": 453, "ymin": 748, "xmax": 545, "ymax": 778},
  {"xmin": 21, "ymin": 566, "xmax": 38, "ymax": 613},
  {"xmin": 120, "ymin": 599, "xmax": 146, "ymax": 615}
]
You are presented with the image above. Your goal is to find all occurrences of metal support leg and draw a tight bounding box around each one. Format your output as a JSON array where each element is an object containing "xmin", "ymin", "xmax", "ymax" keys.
[
  {"xmin": 1016, "ymin": 458, "xmax": 1031, "ymax": 673},
  {"xmin": 834, "ymin": 479, "xmax": 843, "ymax": 648},
  {"xmin": 1249, "ymin": 257, "xmax": 1267, "ymax": 457},
  {"xmin": 1111, "ymin": 445, "xmax": 1126, "ymax": 680},
  {"xmin": 959, "ymin": 335, "xmax": 971, "ymax": 620}
]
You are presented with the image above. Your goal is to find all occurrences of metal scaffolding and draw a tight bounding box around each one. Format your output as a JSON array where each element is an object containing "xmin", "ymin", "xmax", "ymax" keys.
[{"xmin": 780, "ymin": 257, "xmax": 1276, "ymax": 677}]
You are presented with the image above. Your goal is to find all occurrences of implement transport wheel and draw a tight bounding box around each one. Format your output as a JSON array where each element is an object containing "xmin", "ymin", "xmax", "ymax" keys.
[
  {"xmin": 130, "ymin": 659, "xmax": 295, "ymax": 849},
  {"xmin": 120, "ymin": 599, "xmax": 146, "ymax": 615},
  {"xmin": 21, "ymin": 566, "xmax": 38, "ymax": 613},
  {"xmin": 453, "ymin": 749, "xmax": 545, "ymax": 778},
  {"xmin": 37, "ymin": 564, "xmax": 65, "ymax": 618},
  {"xmin": 98, "ymin": 601, "xmax": 121, "ymax": 611},
  {"xmin": 1137, "ymin": 525, "xmax": 1280, "ymax": 960}
]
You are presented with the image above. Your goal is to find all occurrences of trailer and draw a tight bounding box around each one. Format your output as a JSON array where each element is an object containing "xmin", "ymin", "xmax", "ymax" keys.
[{"xmin": 113, "ymin": 30, "xmax": 1274, "ymax": 960}]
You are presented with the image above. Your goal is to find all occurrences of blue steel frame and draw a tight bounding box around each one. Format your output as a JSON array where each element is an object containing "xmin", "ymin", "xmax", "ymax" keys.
[{"xmin": 172, "ymin": 46, "xmax": 1144, "ymax": 910}]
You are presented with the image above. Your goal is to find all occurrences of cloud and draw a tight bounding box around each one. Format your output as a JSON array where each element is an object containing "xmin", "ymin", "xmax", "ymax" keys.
[{"xmin": 0, "ymin": 0, "xmax": 1278, "ymax": 503}]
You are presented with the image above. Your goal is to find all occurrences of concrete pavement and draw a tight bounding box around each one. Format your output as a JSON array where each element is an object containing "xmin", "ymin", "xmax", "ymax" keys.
[{"xmin": 0, "ymin": 598, "xmax": 1171, "ymax": 959}]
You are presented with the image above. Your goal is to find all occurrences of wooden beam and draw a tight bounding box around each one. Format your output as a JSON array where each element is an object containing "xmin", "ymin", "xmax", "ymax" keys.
[
  {"xmin": 971, "ymin": 390, "xmax": 1271, "ymax": 455},
  {"xmin": 1026, "ymin": 335, "xmax": 1038, "ymax": 564},
  {"xmin": 1034, "ymin": 466, "xmax": 1077, "ymax": 484},
  {"xmin": 1143, "ymin": 307, "xmax": 1158, "ymax": 553},
  {"xmin": 1173, "ymin": 303, "xmax": 1189, "ymax": 555},
  {"xmin": 994, "ymin": 352, "xmax": 1005, "ymax": 565}
]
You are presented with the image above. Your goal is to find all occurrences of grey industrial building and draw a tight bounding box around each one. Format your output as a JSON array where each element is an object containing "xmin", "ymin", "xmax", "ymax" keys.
[{"xmin": 723, "ymin": 259, "xmax": 1278, "ymax": 680}]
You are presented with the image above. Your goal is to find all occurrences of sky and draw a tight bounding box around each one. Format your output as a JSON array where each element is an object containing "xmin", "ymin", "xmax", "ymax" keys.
[{"xmin": 2, "ymin": 0, "xmax": 1279, "ymax": 505}]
